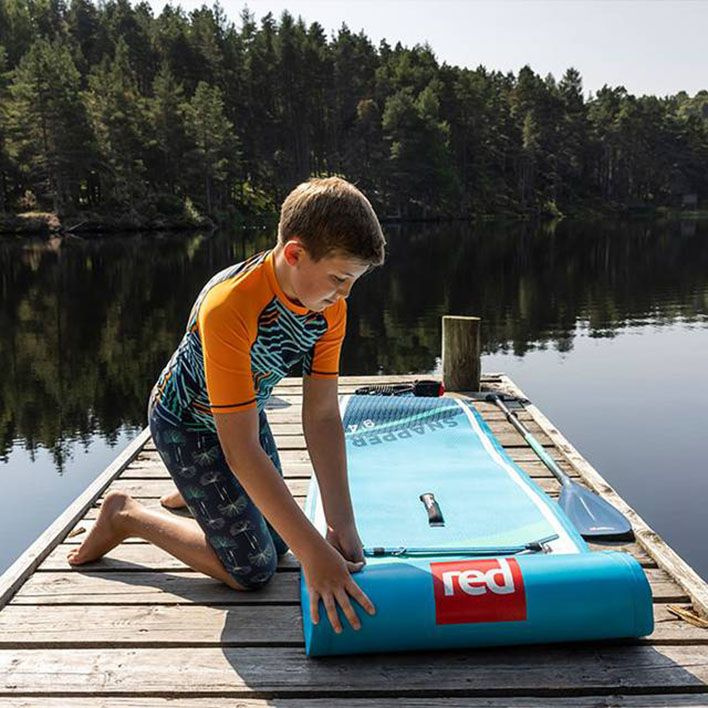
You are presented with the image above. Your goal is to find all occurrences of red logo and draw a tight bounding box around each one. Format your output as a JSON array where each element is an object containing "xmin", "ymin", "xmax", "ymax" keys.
[{"xmin": 431, "ymin": 557, "xmax": 527, "ymax": 624}]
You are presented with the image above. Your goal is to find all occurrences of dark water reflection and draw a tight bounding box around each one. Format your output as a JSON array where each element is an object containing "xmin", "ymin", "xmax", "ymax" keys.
[{"xmin": 1, "ymin": 218, "xmax": 707, "ymax": 576}]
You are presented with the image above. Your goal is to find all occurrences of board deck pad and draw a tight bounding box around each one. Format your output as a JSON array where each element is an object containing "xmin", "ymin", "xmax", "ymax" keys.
[
  {"xmin": 307, "ymin": 394, "xmax": 585, "ymax": 556},
  {"xmin": 301, "ymin": 394, "xmax": 653, "ymax": 656}
]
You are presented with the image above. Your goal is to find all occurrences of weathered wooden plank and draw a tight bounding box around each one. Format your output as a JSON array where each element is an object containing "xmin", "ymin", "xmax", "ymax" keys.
[
  {"xmin": 495, "ymin": 376, "xmax": 708, "ymax": 621},
  {"xmin": 43, "ymin": 543, "xmax": 301, "ymax": 570},
  {"xmin": 122, "ymin": 458, "xmax": 317, "ymax": 478},
  {"xmin": 1, "ymin": 645, "xmax": 706, "ymax": 696},
  {"xmin": 106, "ymin": 477, "xmax": 313, "ymax": 498},
  {"xmin": 10, "ymin": 571, "xmax": 301, "ymax": 605},
  {"xmin": 10, "ymin": 567, "xmax": 686, "ymax": 605},
  {"xmin": 2, "ymin": 698, "xmax": 708, "ymax": 708},
  {"xmin": 82, "ymin": 495, "xmax": 308, "ymax": 520},
  {"xmin": 0, "ymin": 604, "xmax": 302, "ymax": 646},
  {"xmin": 0, "ymin": 603, "xmax": 704, "ymax": 648}
]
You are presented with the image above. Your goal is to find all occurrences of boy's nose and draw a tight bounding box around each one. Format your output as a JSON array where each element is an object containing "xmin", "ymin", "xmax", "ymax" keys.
[{"xmin": 337, "ymin": 281, "xmax": 353, "ymax": 299}]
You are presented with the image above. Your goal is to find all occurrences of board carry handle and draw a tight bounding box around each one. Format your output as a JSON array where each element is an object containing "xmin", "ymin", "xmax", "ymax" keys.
[{"xmin": 419, "ymin": 492, "xmax": 445, "ymax": 526}]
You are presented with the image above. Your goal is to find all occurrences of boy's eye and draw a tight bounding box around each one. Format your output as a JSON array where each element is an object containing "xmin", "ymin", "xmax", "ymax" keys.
[{"xmin": 331, "ymin": 276, "xmax": 346, "ymax": 284}]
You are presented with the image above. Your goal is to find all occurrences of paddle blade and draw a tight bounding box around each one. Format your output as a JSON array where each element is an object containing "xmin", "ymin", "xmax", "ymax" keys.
[{"xmin": 559, "ymin": 481, "xmax": 635, "ymax": 541}]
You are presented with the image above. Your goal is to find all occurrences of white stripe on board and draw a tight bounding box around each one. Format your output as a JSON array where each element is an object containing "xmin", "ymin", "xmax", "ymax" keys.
[{"xmin": 453, "ymin": 398, "xmax": 580, "ymax": 554}]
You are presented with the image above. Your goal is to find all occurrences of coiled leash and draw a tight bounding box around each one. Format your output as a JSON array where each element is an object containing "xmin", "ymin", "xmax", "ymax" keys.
[{"xmin": 354, "ymin": 379, "xmax": 445, "ymax": 397}]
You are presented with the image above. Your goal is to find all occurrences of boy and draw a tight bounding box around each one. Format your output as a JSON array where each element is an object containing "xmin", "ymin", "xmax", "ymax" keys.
[{"xmin": 67, "ymin": 177, "xmax": 385, "ymax": 635}]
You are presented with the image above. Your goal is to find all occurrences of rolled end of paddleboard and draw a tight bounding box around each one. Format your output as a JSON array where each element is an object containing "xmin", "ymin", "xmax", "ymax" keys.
[{"xmin": 300, "ymin": 551, "xmax": 653, "ymax": 657}]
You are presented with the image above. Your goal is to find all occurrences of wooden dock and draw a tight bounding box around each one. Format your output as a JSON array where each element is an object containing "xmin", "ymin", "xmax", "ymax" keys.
[{"xmin": 1, "ymin": 373, "xmax": 707, "ymax": 705}]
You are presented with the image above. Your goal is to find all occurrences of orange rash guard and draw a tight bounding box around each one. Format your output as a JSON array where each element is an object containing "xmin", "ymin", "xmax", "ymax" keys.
[{"xmin": 150, "ymin": 248, "xmax": 346, "ymax": 431}]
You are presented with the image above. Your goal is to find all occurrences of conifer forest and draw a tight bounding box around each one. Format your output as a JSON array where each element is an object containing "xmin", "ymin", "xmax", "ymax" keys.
[{"xmin": 0, "ymin": 0, "xmax": 706, "ymax": 226}]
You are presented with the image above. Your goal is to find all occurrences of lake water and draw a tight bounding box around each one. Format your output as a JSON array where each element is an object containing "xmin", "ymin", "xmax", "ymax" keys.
[{"xmin": 1, "ymin": 218, "xmax": 706, "ymax": 579}]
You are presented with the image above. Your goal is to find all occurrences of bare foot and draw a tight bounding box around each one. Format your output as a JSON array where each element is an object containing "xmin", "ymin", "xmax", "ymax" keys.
[
  {"xmin": 66, "ymin": 491, "xmax": 135, "ymax": 566},
  {"xmin": 160, "ymin": 489, "xmax": 187, "ymax": 509}
]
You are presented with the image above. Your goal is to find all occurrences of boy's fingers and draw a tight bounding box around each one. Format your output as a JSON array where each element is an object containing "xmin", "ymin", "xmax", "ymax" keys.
[
  {"xmin": 347, "ymin": 578, "xmax": 376, "ymax": 616},
  {"xmin": 347, "ymin": 560, "xmax": 365, "ymax": 574},
  {"xmin": 335, "ymin": 589, "xmax": 361, "ymax": 630},
  {"xmin": 309, "ymin": 591, "xmax": 320, "ymax": 625},
  {"xmin": 323, "ymin": 593, "xmax": 342, "ymax": 634}
]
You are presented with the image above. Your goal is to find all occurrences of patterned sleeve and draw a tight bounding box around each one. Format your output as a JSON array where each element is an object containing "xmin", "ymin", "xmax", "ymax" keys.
[
  {"xmin": 197, "ymin": 284, "xmax": 257, "ymax": 412},
  {"xmin": 304, "ymin": 299, "xmax": 347, "ymax": 378}
]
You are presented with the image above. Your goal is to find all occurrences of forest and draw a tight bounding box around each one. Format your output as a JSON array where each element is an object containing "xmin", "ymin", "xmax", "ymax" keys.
[{"xmin": 0, "ymin": 0, "xmax": 707, "ymax": 227}]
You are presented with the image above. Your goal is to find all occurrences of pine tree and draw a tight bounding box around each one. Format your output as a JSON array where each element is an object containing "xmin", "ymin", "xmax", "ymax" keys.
[
  {"xmin": 182, "ymin": 81, "xmax": 238, "ymax": 214},
  {"xmin": 67, "ymin": 0, "xmax": 109, "ymax": 79},
  {"xmin": 3, "ymin": 37, "xmax": 91, "ymax": 212},
  {"xmin": 0, "ymin": 44, "xmax": 11, "ymax": 211},
  {"xmin": 147, "ymin": 61, "xmax": 187, "ymax": 197},
  {"xmin": 84, "ymin": 37, "xmax": 150, "ymax": 207},
  {"xmin": 557, "ymin": 67, "xmax": 589, "ymax": 206}
]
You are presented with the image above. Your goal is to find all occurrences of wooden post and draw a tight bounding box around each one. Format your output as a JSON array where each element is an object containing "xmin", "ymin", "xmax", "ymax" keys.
[{"xmin": 442, "ymin": 315, "xmax": 481, "ymax": 392}]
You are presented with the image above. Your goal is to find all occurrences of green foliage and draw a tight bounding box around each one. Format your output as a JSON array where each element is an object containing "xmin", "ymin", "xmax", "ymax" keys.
[
  {"xmin": 2, "ymin": 37, "xmax": 91, "ymax": 211},
  {"xmin": 84, "ymin": 37, "xmax": 149, "ymax": 207},
  {"xmin": 181, "ymin": 81, "xmax": 238, "ymax": 213},
  {"xmin": 0, "ymin": 1, "xmax": 705, "ymax": 220}
]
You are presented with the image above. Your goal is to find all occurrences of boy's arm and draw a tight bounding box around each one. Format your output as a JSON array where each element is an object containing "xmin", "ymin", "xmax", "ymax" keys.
[
  {"xmin": 213, "ymin": 408, "xmax": 325, "ymax": 561},
  {"xmin": 302, "ymin": 376, "xmax": 363, "ymax": 561},
  {"xmin": 214, "ymin": 407, "xmax": 374, "ymax": 632}
]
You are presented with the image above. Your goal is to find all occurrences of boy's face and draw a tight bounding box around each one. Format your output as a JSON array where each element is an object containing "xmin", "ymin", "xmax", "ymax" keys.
[{"xmin": 283, "ymin": 240, "xmax": 370, "ymax": 312}]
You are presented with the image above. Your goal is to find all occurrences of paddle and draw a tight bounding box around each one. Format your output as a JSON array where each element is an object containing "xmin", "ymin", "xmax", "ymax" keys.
[{"xmin": 486, "ymin": 394, "xmax": 635, "ymax": 542}]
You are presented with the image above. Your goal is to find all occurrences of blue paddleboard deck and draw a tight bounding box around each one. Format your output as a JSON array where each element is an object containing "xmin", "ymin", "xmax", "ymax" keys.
[{"xmin": 301, "ymin": 394, "xmax": 653, "ymax": 656}]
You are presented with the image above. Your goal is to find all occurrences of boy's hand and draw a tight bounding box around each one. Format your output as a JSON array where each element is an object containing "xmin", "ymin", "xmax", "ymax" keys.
[
  {"xmin": 301, "ymin": 540, "xmax": 375, "ymax": 634},
  {"xmin": 326, "ymin": 523, "xmax": 366, "ymax": 565}
]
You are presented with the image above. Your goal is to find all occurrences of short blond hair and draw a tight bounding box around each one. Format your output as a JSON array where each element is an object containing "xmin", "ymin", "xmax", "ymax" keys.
[{"xmin": 277, "ymin": 177, "xmax": 386, "ymax": 265}]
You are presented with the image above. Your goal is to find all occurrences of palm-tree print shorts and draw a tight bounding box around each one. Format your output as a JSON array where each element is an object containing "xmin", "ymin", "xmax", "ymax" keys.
[{"xmin": 147, "ymin": 403, "xmax": 289, "ymax": 590}]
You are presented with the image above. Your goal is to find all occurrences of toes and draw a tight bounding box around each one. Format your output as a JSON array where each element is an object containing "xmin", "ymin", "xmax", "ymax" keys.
[{"xmin": 160, "ymin": 492, "xmax": 185, "ymax": 509}]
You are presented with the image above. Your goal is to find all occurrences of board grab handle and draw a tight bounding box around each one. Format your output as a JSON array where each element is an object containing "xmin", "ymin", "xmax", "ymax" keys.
[
  {"xmin": 363, "ymin": 533, "xmax": 560, "ymax": 557},
  {"xmin": 419, "ymin": 492, "xmax": 444, "ymax": 526}
]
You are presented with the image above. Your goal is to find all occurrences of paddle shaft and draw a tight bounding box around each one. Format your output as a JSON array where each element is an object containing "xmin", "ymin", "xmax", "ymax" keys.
[{"xmin": 488, "ymin": 395, "xmax": 571, "ymax": 487}]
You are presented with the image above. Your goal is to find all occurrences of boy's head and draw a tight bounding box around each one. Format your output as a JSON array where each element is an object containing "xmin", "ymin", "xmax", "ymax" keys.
[
  {"xmin": 277, "ymin": 176, "xmax": 386, "ymax": 266},
  {"xmin": 275, "ymin": 177, "xmax": 386, "ymax": 312}
]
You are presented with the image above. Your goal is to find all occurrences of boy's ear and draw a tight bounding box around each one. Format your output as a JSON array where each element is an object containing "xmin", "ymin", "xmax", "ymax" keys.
[{"xmin": 282, "ymin": 239, "xmax": 306, "ymax": 266}]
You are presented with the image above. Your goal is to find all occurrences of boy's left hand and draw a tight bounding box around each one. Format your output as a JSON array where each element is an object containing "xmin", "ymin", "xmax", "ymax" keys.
[{"xmin": 326, "ymin": 523, "xmax": 365, "ymax": 567}]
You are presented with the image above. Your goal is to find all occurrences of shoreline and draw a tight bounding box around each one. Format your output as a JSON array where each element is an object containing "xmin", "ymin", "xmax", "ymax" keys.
[{"xmin": 1, "ymin": 207, "xmax": 707, "ymax": 237}]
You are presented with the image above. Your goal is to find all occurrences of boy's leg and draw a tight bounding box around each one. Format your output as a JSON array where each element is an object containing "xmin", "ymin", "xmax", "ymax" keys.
[
  {"xmin": 67, "ymin": 490, "xmax": 248, "ymax": 590},
  {"xmin": 157, "ymin": 411, "xmax": 291, "ymax": 557},
  {"xmin": 145, "ymin": 409, "xmax": 280, "ymax": 589}
]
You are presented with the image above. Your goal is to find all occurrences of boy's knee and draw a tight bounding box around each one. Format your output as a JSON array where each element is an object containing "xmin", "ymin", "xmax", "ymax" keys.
[
  {"xmin": 223, "ymin": 576, "xmax": 250, "ymax": 591},
  {"xmin": 222, "ymin": 545, "xmax": 278, "ymax": 591}
]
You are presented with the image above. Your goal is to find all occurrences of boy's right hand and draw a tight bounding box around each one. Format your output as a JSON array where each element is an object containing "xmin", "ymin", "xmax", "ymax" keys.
[{"xmin": 301, "ymin": 541, "xmax": 376, "ymax": 634}]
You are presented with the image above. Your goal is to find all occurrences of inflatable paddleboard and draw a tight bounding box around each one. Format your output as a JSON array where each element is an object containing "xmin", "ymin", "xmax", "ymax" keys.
[{"xmin": 301, "ymin": 394, "xmax": 653, "ymax": 656}]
